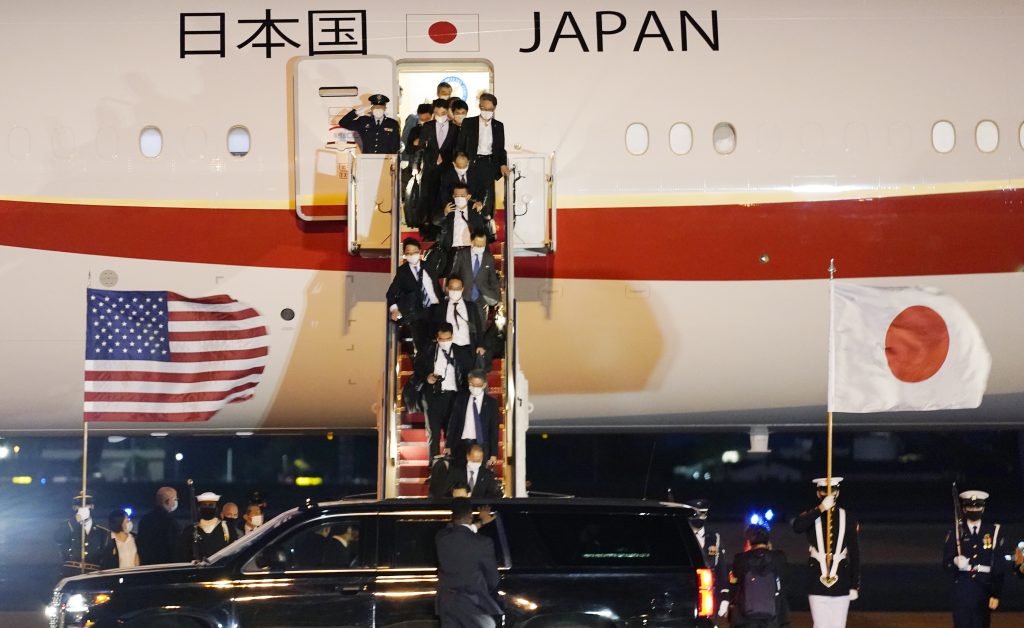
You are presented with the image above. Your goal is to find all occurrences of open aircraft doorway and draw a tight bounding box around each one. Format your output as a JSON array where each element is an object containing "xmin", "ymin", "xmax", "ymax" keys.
[{"xmin": 397, "ymin": 59, "xmax": 494, "ymax": 120}]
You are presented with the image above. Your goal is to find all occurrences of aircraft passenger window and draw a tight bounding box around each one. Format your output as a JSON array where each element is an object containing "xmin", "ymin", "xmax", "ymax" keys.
[
  {"xmin": 139, "ymin": 126, "xmax": 163, "ymax": 158},
  {"xmin": 713, "ymin": 123, "xmax": 736, "ymax": 155},
  {"xmin": 669, "ymin": 123, "xmax": 693, "ymax": 155},
  {"xmin": 227, "ymin": 126, "xmax": 251, "ymax": 157},
  {"xmin": 975, "ymin": 120, "xmax": 999, "ymax": 153},
  {"xmin": 931, "ymin": 121, "xmax": 955, "ymax": 154},
  {"xmin": 625, "ymin": 123, "xmax": 649, "ymax": 156}
]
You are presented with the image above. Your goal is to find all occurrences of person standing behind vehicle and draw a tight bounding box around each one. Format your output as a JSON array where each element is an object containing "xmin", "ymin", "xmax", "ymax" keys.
[
  {"xmin": 54, "ymin": 492, "xmax": 109, "ymax": 578},
  {"xmin": 239, "ymin": 503, "xmax": 264, "ymax": 536},
  {"xmin": 724, "ymin": 525, "xmax": 790, "ymax": 628},
  {"xmin": 137, "ymin": 486, "xmax": 182, "ymax": 565},
  {"xmin": 100, "ymin": 509, "xmax": 140, "ymax": 570},
  {"xmin": 687, "ymin": 498, "xmax": 729, "ymax": 615},
  {"xmin": 435, "ymin": 498, "xmax": 503, "ymax": 627},
  {"xmin": 178, "ymin": 492, "xmax": 238, "ymax": 562}
]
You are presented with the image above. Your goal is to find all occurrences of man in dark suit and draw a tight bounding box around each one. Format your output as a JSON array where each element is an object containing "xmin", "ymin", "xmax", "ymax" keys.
[
  {"xmin": 137, "ymin": 486, "xmax": 182, "ymax": 565},
  {"xmin": 453, "ymin": 230, "xmax": 500, "ymax": 323},
  {"xmin": 429, "ymin": 276, "xmax": 485, "ymax": 353},
  {"xmin": 455, "ymin": 93, "xmax": 508, "ymax": 220},
  {"xmin": 403, "ymin": 103, "xmax": 433, "ymax": 155},
  {"xmin": 435, "ymin": 498, "xmax": 503, "ymax": 627},
  {"xmin": 437, "ymin": 183, "xmax": 486, "ymax": 277},
  {"xmin": 418, "ymin": 98, "xmax": 460, "ymax": 236},
  {"xmin": 446, "ymin": 372, "xmax": 500, "ymax": 465},
  {"xmin": 446, "ymin": 444, "xmax": 503, "ymax": 499},
  {"xmin": 337, "ymin": 94, "xmax": 401, "ymax": 154},
  {"xmin": 414, "ymin": 323, "xmax": 474, "ymax": 459},
  {"xmin": 387, "ymin": 237, "xmax": 440, "ymax": 353},
  {"xmin": 438, "ymin": 152, "xmax": 486, "ymax": 211}
]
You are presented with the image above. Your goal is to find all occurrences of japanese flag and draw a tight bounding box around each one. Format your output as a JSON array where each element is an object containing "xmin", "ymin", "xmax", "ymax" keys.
[
  {"xmin": 406, "ymin": 14, "xmax": 480, "ymax": 52},
  {"xmin": 828, "ymin": 283, "xmax": 991, "ymax": 413}
]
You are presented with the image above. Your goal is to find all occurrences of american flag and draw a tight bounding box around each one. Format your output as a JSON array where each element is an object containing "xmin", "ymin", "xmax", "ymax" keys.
[{"xmin": 84, "ymin": 289, "xmax": 269, "ymax": 422}]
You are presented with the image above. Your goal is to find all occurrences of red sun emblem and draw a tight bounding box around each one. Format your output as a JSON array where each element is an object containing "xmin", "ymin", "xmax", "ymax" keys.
[
  {"xmin": 884, "ymin": 306, "xmax": 950, "ymax": 383},
  {"xmin": 428, "ymin": 21, "xmax": 458, "ymax": 45}
]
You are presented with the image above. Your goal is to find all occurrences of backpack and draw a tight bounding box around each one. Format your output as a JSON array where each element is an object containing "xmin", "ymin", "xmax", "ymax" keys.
[{"xmin": 739, "ymin": 550, "xmax": 778, "ymax": 620}]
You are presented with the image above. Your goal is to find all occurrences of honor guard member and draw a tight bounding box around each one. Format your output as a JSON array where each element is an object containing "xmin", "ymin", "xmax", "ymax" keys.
[
  {"xmin": 687, "ymin": 498, "xmax": 730, "ymax": 614},
  {"xmin": 54, "ymin": 492, "xmax": 110, "ymax": 578},
  {"xmin": 792, "ymin": 477, "xmax": 860, "ymax": 628},
  {"xmin": 943, "ymin": 490, "xmax": 1008, "ymax": 628},
  {"xmin": 178, "ymin": 491, "xmax": 239, "ymax": 562},
  {"xmin": 338, "ymin": 94, "xmax": 400, "ymax": 155}
]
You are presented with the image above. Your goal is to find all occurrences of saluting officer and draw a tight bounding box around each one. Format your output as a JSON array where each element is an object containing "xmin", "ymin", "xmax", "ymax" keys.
[
  {"xmin": 944, "ymin": 490, "xmax": 1007, "ymax": 628},
  {"xmin": 793, "ymin": 477, "xmax": 860, "ymax": 628},
  {"xmin": 53, "ymin": 492, "xmax": 110, "ymax": 579},
  {"xmin": 686, "ymin": 498, "xmax": 730, "ymax": 618},
  {"xmin": 338, "ymin": 94, "xmax": 400, "ymax": 154}
]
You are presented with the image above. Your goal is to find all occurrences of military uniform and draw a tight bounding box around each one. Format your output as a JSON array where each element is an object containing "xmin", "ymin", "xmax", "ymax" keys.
[
  {"xmin": 178, "ymin": 491, "xmax": 239, "ymax": 561},
  {"xmin": 687, "ymin": 498, "xmax": 730, "ymax": 604},
  {"xmin": 943, "ymin": 490, "xmax": 1007, "ymax": 628},
  {"xmin": 54, "ymin": 493, "xmax": 109, "ymax": 578},
  {"xmin": 338, "ymin": 94, "xmax": 400, "ymax": 154},
  {"xmin": 792, "ymin": 477, "xmax": 860, "ymax": 628}
]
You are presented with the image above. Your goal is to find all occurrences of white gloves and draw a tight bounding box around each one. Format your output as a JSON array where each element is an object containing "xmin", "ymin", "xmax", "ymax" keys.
[
  {"xmin": 849, "ymin": 589, "xmax": 859, "ymax": 601},
  {"xmin": 954, "ymin": 555, "xmax": 971, "ymax": 571},
  {"xmin": 820, "ymin": 494, "xmax": 836, "ymax": 511},
  {"xmin": 718, "ymin": 600, "xmax": 729, "ymax": 617}
]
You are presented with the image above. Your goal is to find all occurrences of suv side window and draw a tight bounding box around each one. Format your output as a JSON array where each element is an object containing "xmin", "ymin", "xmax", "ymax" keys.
[
  {"xmin": 381, "ymin": 514, "xmax": 507, "ymax": 568},
  {"xmin": 247, "ymin": 517, "xmax": 372, "ymax": 572}
]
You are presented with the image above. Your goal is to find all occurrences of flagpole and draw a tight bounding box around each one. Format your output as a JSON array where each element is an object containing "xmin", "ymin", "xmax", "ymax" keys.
[
  {"xmin": 80, "ymin": 421, "xmax": 89, "ymax": 574},
  {"xmin": 825, "ymin": 259, "xmax": 836, "ymax": 575}
]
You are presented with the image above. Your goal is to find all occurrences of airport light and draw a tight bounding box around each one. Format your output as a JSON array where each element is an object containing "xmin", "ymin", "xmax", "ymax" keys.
[
  {"xmin": 174, "ymin": 452, "xmax": 184, "ymax": 461},
  {"xmin": 0, "ymin": 446, "xmax": 9, "ymax": 459},
  {"xmin": 295, "ymin": 476, "xmax": 323, "ymax": 487},
  {"xmin": 11, "ymin": 476, "xmax": 32, "ymax": 484}
]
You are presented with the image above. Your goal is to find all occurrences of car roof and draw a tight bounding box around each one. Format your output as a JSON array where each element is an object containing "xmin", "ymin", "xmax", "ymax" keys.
[{"xmin": 312, "ymin": 497, "xmax": 695, "ymax": 512}]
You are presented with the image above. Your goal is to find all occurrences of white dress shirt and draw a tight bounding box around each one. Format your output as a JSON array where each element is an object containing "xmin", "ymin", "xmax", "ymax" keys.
[
  {"xmin": 462, "ymin": 394, "xmax": 480, "ymax": 440},
  {"xmin": 452, "ymin": 210, "xmax": 471, "ymax": 247},
  {"xmin": 477, "ymin": 119, "xmax": 493, "ymax": 155},
  {"xmin": 433, "ymin": 348, "xmax": 458, "ymax": 391},
  {"xmin": 390, "ymin": 263, "xmax": 439, "ymax": 315},
  {"xmin": 447, "ymin": 298, "xmax": 471, "ymax": 346}
]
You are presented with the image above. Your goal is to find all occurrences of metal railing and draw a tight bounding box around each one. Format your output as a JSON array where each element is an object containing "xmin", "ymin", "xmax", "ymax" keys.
[
  {"xmin": 377, "ymin": 153, "xmax": 403, "ymax": 500},
  {"xmin": 501, "ymin": 167, "xmax": 518, "ymax": 497}
]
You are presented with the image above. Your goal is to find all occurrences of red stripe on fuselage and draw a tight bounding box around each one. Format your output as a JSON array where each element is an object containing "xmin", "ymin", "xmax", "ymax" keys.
[{"xmin": 1, "ymin": 194, "xmax": 1022, "ymax": 280}]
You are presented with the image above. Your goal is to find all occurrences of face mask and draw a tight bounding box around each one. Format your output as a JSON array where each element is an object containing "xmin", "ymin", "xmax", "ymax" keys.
[
  {"xmin": 372, "ymin": 108, "xmax": 385, "ymax": 121},
  {"xmin": 448, "ymin": 289, "xmax": 463, "ymax": 301},
  {"xmin": 199, "ymin": 506, "xmax": 218, "ymax": 520},
  {"xmin": 438, "ymin": 340, "xmax": 453, "ymax": 351},
  {"xmin": 469, "ymin": 385, "xmax": 485, "ymax": 397},
  {"xmin": 169, "ymin": 499, "xmax": 179, "ymax": 513},
  {"xmin": 467, "ymin": 461, "xmax": 482, "ymax": 472},
  {"xmin": 965, "ymin": 508, "xmax": 984, "ymax": 520},
  {"xmin": 480, "ymin": 110, "xmax": 494, "ymax": 121},
  {"xmin": 75, "ymin": 507, "xmax": 91, "ymax": 523},
  {"xmin": 470, "ymin": 246, "xmax": 486, "ymax": 256},
  {"xmin": 405, "ymin": 253, "xmax": 420, "ymax": 265},
  {"xmin": 250, "ymin": 515, "xmax": 264, "ymax": 527},
  {"xmin": 454, "ymin": 113, "xmax": 466, "ymax": 123},
  {"xmin": 689, "ymin": 518, "xmax": 706, "ymax": 530},
  {"xmin": 435, "ymin": 113, "xmax": 447, "ymax": 122},
  {"xmin": 123, "ymin": 521, "xmax": 133, "ymax": 534},
  {"xmin": 453, "ymin": 197, "xmax": 468, "ymax": 209},
  {"xmin": 455, "ymin": 167, "xmax": 468, "ymax": 176}
]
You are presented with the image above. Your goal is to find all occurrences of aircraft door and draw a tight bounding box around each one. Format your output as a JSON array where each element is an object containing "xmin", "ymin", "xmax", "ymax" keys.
[
  {"xmin": 292, "ymin": 56, "xmax": 397, "ymax": 236},
  {"xmin": 507, "ymin": 152, "xmax": 556, "ymax": 255}
]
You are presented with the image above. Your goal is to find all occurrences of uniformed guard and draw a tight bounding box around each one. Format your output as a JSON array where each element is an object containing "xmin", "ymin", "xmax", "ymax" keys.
[
  {"xmin": 686, "ymin": 498, "xmax": 730, "ymax": 618},
  {"xmin": 944, "ymin": 490, "xmax": 1007, "ymax": 628},
  {"xmin": 178, "ymin": 491, "xmax": 238, "ymax": 562},
  {"xmin": 338, "ymin": 93, "xmax": 401, "ymax": 154},
  {"xmin": 792, "ymin": 477, "xmax": 860, "ymax": 628},
  {"xmin": 53, "ymin": 492, "xmax": 110, "ymax": 579}
]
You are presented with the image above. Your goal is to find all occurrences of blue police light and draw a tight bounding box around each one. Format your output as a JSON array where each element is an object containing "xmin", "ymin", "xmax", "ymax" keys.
[
  {"xmin": 749, "ymin": 513, "xmax": 762, "ymax": 526},
  {"xmin": 123, "ymin": 507, "xmax": 133, "ymax": 517},
  {"xmin": 764, "ymin": 509, "xmax": 775, "ymax": 522}
]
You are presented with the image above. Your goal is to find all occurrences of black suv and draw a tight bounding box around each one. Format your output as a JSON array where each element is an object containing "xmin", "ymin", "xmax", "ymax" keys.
[{"xmin": 48, "ymin": 498, "xmax": 715, "ymax": 628}]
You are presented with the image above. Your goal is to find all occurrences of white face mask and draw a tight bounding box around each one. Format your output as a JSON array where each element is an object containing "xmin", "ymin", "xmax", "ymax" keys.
[
  {"xmin": 453, "ymin": 197, "xmax": 468, "ymax": 209},
  {"xmin": 448, "ymin": 289, "xmax": 463, "ymax": 301},
  {"xmin": 467, "ymin": 461, "xmax": 482, "ymax": 472},
  {"xmin": 480, "ymin": 110, "xmax": 494, "ymax": 121},
  {"xmin": 455, "ymin": 166, "xmax": 468, "ymax": 176},
  {"xmin": 169, "ymin": 499, "xmax": 179, "ymax": 513},
  {"xmin": 372, "ymin": 108, "xmax": 385, "ymax": 121},
  {"xmin": 250, "ymin": 514, "xmax": 264, "ymax": 527},
  {"xmin": 471, "ymin": 245, "xmax": 486, "ymax": 255},
  {"xmin": 123, "ymin": 521, "xmax": 133, "ymax": 534},
  {"xmin": 405, "ymin": 253, "xmax": 420, "ymax": 265},
  {"xmin": 438, "ymin": 340, "xmax": 453, "ymax": 351},
  {"xmin": 453, "ymin": 113, "xmax": 466, "ymax": 123},
  {"xmin": 469, "ymin": 385, "xmax": 485, "ymax": 397},
  {"xmin": 435, "ymin": 113, "xmax": 447, "ymax": 122},
  {"xmin": 75, "ymin": 507, "xmax": 91, "ymax": 523}
]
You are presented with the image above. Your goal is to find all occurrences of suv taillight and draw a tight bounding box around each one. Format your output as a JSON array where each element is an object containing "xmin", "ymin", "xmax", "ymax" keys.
[{"xmin": 696, "ymin": 568, "xmax": 714, "ymax": 618}]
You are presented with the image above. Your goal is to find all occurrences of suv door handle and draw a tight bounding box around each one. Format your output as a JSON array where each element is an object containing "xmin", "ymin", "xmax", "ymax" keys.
[{"xmin": 336, "ymin": 585, "xmax": 364, "ymax": 595}]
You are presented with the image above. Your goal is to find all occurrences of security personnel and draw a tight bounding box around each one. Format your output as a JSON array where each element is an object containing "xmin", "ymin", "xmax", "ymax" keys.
[
  {"xmin": 178, "ymin": 491, "xmax": 238, "ymax": 561},
  {"xmin": 943, "ymin": 490, "xmax": 1007, "ymax": 628},
  {"xmin": 792, "ymin": 477, "xmax": 860, "ymax": 628},
  {"xmin": 338, "ymin": 94, "xmax": 400, "ymax": 154},
  {"xmin": 53, "ymin": 492, "xmax": 110, "ymax": 578},
  {"xmin": 687, "ymin": 498, "xmax": 730, "ymax": 617}
]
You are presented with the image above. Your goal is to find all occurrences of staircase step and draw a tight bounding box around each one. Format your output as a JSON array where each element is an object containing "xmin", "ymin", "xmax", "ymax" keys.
[{"xmin": 400, "ymin": 428, "xmax": 427, "ymax": 443}]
